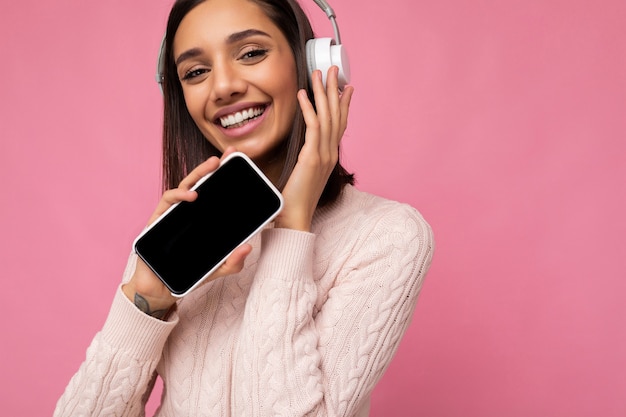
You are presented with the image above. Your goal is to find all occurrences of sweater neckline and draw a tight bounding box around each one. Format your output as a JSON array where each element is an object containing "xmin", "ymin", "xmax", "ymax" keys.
[{"xmin": 312, "ymin": 184, "xmax": 358, "ymax": 226}]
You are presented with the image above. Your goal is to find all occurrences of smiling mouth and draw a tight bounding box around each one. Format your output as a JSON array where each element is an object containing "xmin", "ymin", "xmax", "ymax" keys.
[{"xmin": 218, "ymin": 106, "xmax": 266, "ymax": 129}]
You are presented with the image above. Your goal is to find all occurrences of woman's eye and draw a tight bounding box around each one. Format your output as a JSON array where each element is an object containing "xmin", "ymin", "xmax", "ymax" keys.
[
  {"xmin": 239, "ymin": 48, "xmax": 268, "ymax": 62},
  {"xmin": 182, "ymin": 68, "xmax": 209, "ymax": 81}
]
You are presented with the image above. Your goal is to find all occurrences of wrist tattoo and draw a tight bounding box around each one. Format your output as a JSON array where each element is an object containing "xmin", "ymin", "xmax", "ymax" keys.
[{"xmin": 134, "ymin": 293, "xmax": 171, "ymax": 320}]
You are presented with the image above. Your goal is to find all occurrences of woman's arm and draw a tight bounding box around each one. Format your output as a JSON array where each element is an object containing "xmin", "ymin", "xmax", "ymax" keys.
[
  {"xmin": 232, "ymin": 204, "xmax": 434, "ymax": 416},
  {"xmin": 54, "ymin": 150, "xmax": 257, "ymax": 416},
  {"xmin": 230, "ymin": 64, "xmax": 434, "ymax": 415},
  {"xmin": 54, "ymin": 255, "xmax": 179, "ymax": 417}
]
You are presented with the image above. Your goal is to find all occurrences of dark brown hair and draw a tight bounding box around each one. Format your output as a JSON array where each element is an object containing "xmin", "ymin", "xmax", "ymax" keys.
[{"xmin": 160, "ymin": 0, "xmax": 354, "ymax": 206}]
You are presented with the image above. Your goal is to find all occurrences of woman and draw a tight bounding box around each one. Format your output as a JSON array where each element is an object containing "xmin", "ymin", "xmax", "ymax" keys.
[{"xmin": 55, "ymin": 0, "xmax": 434, "ymax": 415}]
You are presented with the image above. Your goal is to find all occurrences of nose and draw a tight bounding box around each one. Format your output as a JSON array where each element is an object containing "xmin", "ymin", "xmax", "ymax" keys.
[{"xmin": 208, "ymin": 60, "xmax": 247, "ymax": 102}]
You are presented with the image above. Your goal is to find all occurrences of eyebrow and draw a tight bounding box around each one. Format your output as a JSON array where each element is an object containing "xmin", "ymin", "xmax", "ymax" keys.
[
  {"xmin": 226, "ymin": 29, "xmax": 271, "ymax": 44},
  {"xmin": 175, "ymin": 29, "xmax": 272, "ymax": 66}
]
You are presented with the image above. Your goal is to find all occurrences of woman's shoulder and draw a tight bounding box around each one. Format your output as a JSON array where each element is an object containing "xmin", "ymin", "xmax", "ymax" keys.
[
  {"xmin": 315, "ymin": 185, "xmax": 434, "ymax": 247},
  {"xmin": 328, "ymin": 184, "xmax": 430, "ymax": 223},
  {"xmin": 313, "ymin": 185, "xmax": 434, "ymax": 283}
]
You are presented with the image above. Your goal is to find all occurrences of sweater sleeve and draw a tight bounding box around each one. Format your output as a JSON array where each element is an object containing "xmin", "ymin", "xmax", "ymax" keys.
[
  {"xmin": 232, "ymin": 205, "xmax": 434, "ymax": 416},
  {"xmin": 54, "ymin": 255, "xmax": 179, "ymax": 417}
]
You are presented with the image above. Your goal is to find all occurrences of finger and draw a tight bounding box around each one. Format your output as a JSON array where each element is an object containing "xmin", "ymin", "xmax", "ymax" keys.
[
  {"xmin": 221, "ymin": 146, "xmax": 238, "ymax": 160},
  {"xmin": 337, "ymin": 85, "xmax": 354, "ymax": 140},
  {"xmin": 297, "ymin": 88, "xmax": 321, "ymax": 146},
  {"xmin": 325, "ymin": 66, "xmax": 342, "ymax": 150},
  {"xmin": 180, "ymin": 148, "xmax": 237, "ymax": 193},
  {"xmin": 148, "ymin": 188, "xmax": 197, "ymax": 224},
  {"xmin": 178, "ymin": 156, "xmax": 221, "ymax": 190},
  {"xmin": 311, "ymin": 69, "xmax": 331, "ymax": 153},
  {"xmin": 215, "ymin": 244, "xmax": 252, "ymax": 277}
]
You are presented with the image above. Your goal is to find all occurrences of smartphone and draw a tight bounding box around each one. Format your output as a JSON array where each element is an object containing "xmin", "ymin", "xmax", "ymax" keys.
[{"xmin": 133, "ymin": 152, "xmax": 283, "ymax": 297}]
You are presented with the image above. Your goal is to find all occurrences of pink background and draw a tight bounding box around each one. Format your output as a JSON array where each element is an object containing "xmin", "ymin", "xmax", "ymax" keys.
[{"xmin": 1, "ymin": 0, "xmax": 625, "ymax": 415}]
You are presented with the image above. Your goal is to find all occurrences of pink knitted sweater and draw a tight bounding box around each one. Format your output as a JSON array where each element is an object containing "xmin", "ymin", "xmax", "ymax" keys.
[{"xmin": 54, "ymin": 185, "xmax": 434, "ymax": 417}]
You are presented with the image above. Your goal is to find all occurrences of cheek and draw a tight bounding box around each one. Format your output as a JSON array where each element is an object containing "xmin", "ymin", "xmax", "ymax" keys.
[
  {"xmin": 181, "ymin": 88, "xmax": 223, "ymax": 149},
  {"xmin": 272, "ymin": 85, "xmax": 298, "ymax": 135},
  {"xmin": 182, "ymin": 89, "xmax": 205, "ymax": 123},
  {"xmin": 271, "ymin": 65, "xmax": 299, "ymax": 118}
]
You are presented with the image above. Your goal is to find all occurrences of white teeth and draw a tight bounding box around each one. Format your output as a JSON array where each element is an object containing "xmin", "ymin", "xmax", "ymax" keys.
[{"xmin": 220, "ymin": 107, "xmax": 264, "ymax": 128}]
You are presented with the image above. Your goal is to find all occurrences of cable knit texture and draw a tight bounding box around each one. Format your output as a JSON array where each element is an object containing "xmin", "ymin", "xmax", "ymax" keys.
[{"xmin": 54, "ymin": 185, "xmax": 434, "ymax": 417}]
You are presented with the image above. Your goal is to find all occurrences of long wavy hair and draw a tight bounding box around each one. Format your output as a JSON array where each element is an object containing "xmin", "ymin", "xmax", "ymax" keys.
[{"xmin": 160, "ymin": 0, "xmax": 354, "ymax": 206}]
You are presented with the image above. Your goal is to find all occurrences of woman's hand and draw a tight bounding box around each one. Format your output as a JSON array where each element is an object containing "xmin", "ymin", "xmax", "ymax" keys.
[
  {"xmin": 275, "ymin": 66, "xmax": 354, "ymax": 231},
  {"xmin": 123, "ymin": 147, "xmax": 252, "ymax": 316}
]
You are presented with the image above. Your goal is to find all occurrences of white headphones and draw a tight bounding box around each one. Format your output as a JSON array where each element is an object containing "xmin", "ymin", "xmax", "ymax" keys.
[
  {"xmin": 156, "ymin": 0, "xmax": 350, "ymax": 91},
  {"xmin": 305, "ymin": 0, "xmax": 350, "ymax": 88}
]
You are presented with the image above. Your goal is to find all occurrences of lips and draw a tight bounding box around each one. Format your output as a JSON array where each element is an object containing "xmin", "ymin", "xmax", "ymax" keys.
[{"xmin": 218, "ymin": 106, "xmax": 266, "ymax": 128}]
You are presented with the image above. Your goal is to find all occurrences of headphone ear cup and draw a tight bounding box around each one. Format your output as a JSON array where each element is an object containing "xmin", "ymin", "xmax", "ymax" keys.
[{"xmin": 306, "ymin": 37, "xmax": 350, "ymax": 89}]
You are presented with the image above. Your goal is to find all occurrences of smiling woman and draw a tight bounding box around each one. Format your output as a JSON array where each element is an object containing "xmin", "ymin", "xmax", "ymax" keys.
[
  {"xmin": 160, "ymin": 0, "xmax": 356, "ymax": 205},
  {"xmin": 52, "ymin": 0, "xmax": 434, "ymax": 416},
  {"xmin": 172, "ymin": 1, "xmax": 299, "ymax": 176}
]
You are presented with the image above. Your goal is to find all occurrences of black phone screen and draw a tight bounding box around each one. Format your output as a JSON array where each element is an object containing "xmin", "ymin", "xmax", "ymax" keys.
[{"xmin": 134, "ymin": 154, "xmax": 282, "ymax": 296}]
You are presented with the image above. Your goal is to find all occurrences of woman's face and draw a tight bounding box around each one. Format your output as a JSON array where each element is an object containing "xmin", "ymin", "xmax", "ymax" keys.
[{"xmin": 173, "ymin": 0, "xmax": 298, "ymax": 174}]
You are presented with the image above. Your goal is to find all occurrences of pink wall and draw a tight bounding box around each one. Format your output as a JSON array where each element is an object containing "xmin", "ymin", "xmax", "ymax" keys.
[{"xmin": 1, "ymin": 0, "xmax": 624, "ymax": 415}]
